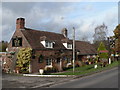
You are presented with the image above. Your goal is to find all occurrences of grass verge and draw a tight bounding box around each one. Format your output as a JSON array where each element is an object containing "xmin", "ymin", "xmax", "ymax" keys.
[{"xmin": 50, "ymin": 60, "xmax": 119, "ymax": 75}]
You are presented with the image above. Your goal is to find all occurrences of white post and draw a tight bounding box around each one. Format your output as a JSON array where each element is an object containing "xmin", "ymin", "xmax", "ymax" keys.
[
  {"xmin": 39, "ymin": 69, "xmax": 44, "ymax": 75},
  {"xmin": 109, "ymin": 58, "xmax": 111, "ymax": 64},
  {"xmin": 94, "ymin": 65, "xmax": 97, "ymax": 69},
  {"xmin": 29, "ymin": 62, "xmax": 32, "ymax": 73}
]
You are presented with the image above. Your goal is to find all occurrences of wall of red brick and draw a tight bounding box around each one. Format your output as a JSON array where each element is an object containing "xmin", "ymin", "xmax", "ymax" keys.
[
  {"xmin": 31, "ymin": 50, "xmax": 73, "ymax": 73},
  {"xmin": 8, "ymin": 30, "xmax": 31, "ymax": 52},
  {"xmin": 7, "ymin": 29, "xmax": 79, "ymax": 73}
]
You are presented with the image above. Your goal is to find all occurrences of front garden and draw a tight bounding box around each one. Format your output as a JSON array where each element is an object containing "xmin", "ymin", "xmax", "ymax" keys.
[{"xmin": 48, "ymin": 60, "xmax": 119, "ymax": 75}]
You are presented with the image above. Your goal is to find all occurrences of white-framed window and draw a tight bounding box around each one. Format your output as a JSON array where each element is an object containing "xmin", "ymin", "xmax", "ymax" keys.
[
  {"xmin": 46, "ymin": 58, "xmax": 52, "ymax": 66},
  {"xmin": 41, "ymin": 40, "xmax": 53, "ymax": 48},
  {"xmin": 67, "ymin": 58, "xmax": 71, "ymax": 63},
  {"xmin": 67, "ymin": 44, "xmax": 72, "ymax": 49},
  {"xmin": 45, "ymin": 41, "xmax": 53, "ymax": 48},
  {"xmin": 63, "ymin": 43, "xmax": 72, "ymax": 49}
]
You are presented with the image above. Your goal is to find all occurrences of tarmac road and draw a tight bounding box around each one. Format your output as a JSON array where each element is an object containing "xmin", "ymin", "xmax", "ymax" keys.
[
  {"xmin": 2, "ymin": 72, "xmax": 72, "ymax": 88},
  {"xmin": 2, "ymin": 67, "xmax": 119, "ymax": 88},
  {"xmin": 49, "ymin": 67, "xmax": 119, "ymax": 88}
]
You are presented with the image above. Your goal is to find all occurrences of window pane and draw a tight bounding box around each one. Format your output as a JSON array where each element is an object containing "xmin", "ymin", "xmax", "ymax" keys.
[
  {"xmin": 46, "ymin": 41, "xmax": 48, "ymax": 47},
  {"xmin": 46, "ymin": 59, "xmax": 52, "ymax": 65},
  {"xmin": 38, "ymin": 55, "xmax": 43, "ymax": 63},
  {"xmin": 12, "ymin": 37, "xmax": 22, "ymax": 47},
  {"xmin": 45, "ymin": 41, "xmax": 53, "ymax": 48},
  {"xmin": 67, "ymin": 44, "xmax": 72, "ymax": 49},
  {"xmin": 57, "ymin": 58, "xmax": 60, "ymax": 63}
]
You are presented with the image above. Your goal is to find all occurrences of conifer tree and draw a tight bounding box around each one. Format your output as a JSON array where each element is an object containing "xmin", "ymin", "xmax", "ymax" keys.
[
  {"xmin": 97, "ymin": 42, "xmax": 108, "ymax": 59},
  {"xmin": 16, "ymin": 48, "xmax": 32, "ymax": 73}
]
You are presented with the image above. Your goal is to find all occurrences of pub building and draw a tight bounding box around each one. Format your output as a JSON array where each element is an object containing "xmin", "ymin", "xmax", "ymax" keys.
[{"xmin": 6, "ymin": 18, "xmax": 97, "ymax": 73}]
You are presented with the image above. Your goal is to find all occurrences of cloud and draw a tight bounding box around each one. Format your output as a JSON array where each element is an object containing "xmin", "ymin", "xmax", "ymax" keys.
[
  {"xmin": 1, "ymin": 2, "xmax": 118, "ymax": 43},
  {"xmin": 82, "ymin": 4, "xmax": 94, "ymax": 11}
]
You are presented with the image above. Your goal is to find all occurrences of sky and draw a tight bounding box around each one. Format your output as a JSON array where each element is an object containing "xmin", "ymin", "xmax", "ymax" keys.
[{"xmin": 1, "ymin": 2, "xmax": 118, "ymax": 43}]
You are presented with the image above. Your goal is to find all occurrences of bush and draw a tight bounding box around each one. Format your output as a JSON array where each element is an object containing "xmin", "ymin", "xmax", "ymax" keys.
[
  {"xmin": 16, "ymin": 48, "xmax": 32, "ymax": 73},
  {"xmin": 67, "ymin": 64, "xmax": 73, "ymax": 69},
  {"xmin": 63, "ymin": 67, "xmax": 68, "ymax": 71},
  {"xmin": 97, "ymin": 42, "xmax": 108, "ymax": 59},
  {"xmin": 75, "ymin": 61, "xmax": 83, "ymax": 67},
  {"xmin": 44, "ymin": 66, "xmax": 58, "ymax": 74}
]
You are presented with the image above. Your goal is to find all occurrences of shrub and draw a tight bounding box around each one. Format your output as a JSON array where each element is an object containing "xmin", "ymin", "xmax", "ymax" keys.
[
  {"xmin": 67, "ymin": 64, "xmax": 73, "ymax": 69},
  {"xmin": 44, "ymin": 66, "xmax": 58, "ymax": 74},
  {"xmin": 16, "ymin": 48, "xmax": 32, "ymax": 73},
  {"xmin": 97, "ymin": 42, "xmax": 108, "ymax": 59},
  {"xmin": 75, "ymin": 61, "xmax": 83, "ymax": 67}
]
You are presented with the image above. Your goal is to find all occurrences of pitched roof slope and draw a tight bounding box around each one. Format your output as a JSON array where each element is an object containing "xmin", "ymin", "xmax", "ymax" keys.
[
  {"xmin": 75, "ymin": 41, "xmax": 97, "ymax": 55},
  {"xmin": 21, "ymin": 28, "xmax": 97, "ymax": 55},
  {"xmin": 21, "ymin": 28, "xmax": 66, "ymax": 50}
]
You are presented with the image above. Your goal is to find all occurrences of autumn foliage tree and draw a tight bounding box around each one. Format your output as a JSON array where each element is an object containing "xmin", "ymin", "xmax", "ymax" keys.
[
  {"xmin": 16, "ymin": 48, "xmax": 32, "ymax": 73},
  {"xmin": 113, "ymin": 24, "xmax": 120, "ymax": 54}
]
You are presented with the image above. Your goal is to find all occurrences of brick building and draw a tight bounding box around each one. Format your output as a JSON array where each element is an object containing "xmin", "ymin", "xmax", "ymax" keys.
[{"xmin": 7, "ymin": 18, "xmax": 97, "ymax": 73}]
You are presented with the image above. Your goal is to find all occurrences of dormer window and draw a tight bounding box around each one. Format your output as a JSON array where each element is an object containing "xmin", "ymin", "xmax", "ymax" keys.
[
  {"xmin": 41, "ymin": 40, "xmax": 53, "ymax": 48},
  {"xmin": 45, "ymin": 41, "xmax": 53, "ymax": 48},
  {"xmin": 67, "ymin": 44, "xmax": 72, "ymax": 49},
  {"xmin": 63, "ymin": 43, "xmax": 72, "ymax": 49}
]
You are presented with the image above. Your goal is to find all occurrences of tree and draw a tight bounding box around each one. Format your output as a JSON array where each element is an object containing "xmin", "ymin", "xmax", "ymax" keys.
[
  {"xmin": 97, "ymin": 42, "xmax": 108, "ymax": 59},
  {"xmin": 81, "ymin": 35, "xmax": 89, "ymax": 42},
  {"xmin": 0, "ymin": 41, "xmax": 8, "ymax": 52},
  {"xmin": 113, "ymin": 24, "xmax": 120, "ymax": 54},
  {"xmin": 16, "ymin": 48, "xmax": 32, "ymax": 73},
  {"xmin": 93, "ymin": 23, "xmax": 108, "ymax": 49}
]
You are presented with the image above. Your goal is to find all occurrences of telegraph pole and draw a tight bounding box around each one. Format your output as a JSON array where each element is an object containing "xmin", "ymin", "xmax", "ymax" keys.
[{"xmin": 73, "ymin": 27, "xmax": 75, "ymax": 74}]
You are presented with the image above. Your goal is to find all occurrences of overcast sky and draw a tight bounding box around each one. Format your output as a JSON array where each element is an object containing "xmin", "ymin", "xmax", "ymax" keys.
[{"xmin": 1, "ymin": 2, "xmax": 118, "ymax": 43}]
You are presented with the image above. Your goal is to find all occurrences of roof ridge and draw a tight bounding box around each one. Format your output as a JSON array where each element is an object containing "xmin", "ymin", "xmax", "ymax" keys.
[
  {"xmin": 69, "ymin": 39, "xmax": 90, "ymax": 43},
  {"xmin": 25, "ymin": 27, "xmax": 63, "ymax": 36}
]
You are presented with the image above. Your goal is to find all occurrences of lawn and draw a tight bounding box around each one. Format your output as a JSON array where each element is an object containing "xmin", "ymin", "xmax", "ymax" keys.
[{"xmin": 50, "ymin": 60, "xmax": 119, "ymax": 75}]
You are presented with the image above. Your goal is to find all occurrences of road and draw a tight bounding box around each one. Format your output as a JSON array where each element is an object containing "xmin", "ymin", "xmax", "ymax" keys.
[
  {"xmin": 49, "ymin": 67, "xmax": 119, "ymax": 88},
  {"xmin": 2, "ymin": 72, "xmax": 72, "ymax": 88}
]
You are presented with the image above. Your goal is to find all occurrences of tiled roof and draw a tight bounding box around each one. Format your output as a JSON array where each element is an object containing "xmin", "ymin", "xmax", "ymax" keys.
[
  {"xmin": 75, "ymin": 41, "xmax": 97, "ymax": 55},
  {"xmin": 21, "ymin": 28, "xmax": 66, "ymax": 50},
  {"xmin": 21, "ymin": 28, "xmax": 97, "ymax": 55}
]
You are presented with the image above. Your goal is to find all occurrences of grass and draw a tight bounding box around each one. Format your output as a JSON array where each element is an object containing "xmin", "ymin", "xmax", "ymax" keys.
[{"xmin": 50, "ymin": 60, "xmax": 119, "ymax": 75}]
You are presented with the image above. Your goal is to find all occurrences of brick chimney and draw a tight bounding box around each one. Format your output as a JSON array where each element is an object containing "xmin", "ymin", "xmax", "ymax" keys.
[
  {"xmin": 61, "ymin": 28, "xmax": 67, "ymax": 38},
  {"xmin": 16, "ymin": 18, "xmax": 25, "ymax": 30}
]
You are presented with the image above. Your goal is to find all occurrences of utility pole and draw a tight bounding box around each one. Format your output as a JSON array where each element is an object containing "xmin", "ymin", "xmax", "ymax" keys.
[{"xmin": 73, "ymin": 27, "xmax": 75, "ymax": 74}]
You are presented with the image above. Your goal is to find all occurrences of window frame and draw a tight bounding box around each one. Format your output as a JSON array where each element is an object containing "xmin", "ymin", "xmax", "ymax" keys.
[
  {"xmin": 12, "ymin": 37, "xmax": 22, "ymax": 47},
  {"xmin": 67, "ymin": 44, "xmax": 72, "ymax": 49},
  {"xmin": 38, "ymin": 55, "xmax": 44, "ymax": 63},
  {"xmin": 46, "ymin": 58, "xmax": 52, "ymax": 66},
  {"xmin": 45, "ymin": 41, "xmax": 53, "ymax": 48}
]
